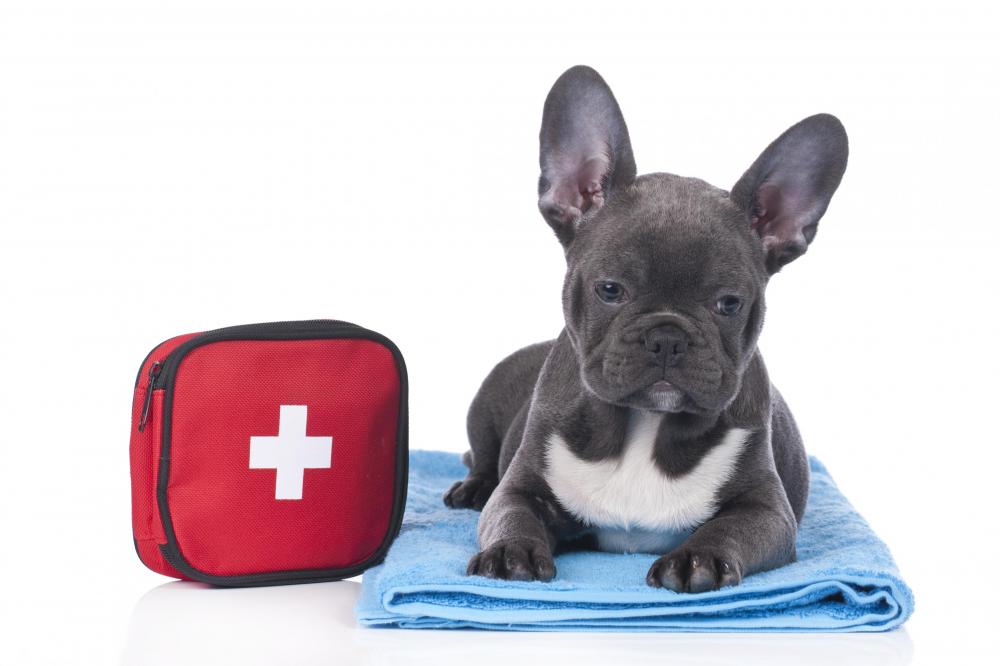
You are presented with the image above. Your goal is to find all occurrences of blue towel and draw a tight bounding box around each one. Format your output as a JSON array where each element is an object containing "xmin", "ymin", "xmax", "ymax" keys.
[{"xmin": 356, "ymin": 450, "xmax": 913, "ymax": 631}]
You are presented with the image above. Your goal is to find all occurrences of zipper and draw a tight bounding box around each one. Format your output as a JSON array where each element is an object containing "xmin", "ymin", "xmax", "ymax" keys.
[
  {"xmin": 137, "ymin": 361, "xmax": 162, "ymax": 433},
  {"xmin": 139, "ymin": 320, "xmax": 362, "ymax": 432},
  {"xmin": 150, "ymin": 319, "xmax": 361, "ymax": 391}
]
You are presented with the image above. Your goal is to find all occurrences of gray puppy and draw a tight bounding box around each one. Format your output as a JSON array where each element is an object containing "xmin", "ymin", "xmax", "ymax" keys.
[{"xmin": 444, "ymin": 65, "xmax": 848, "ymax": 592}]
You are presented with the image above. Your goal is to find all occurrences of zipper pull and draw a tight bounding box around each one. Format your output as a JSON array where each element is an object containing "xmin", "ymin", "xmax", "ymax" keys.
[{"xmin": 138, "ymin": 361, "xmax": 162, "ymax": 433}]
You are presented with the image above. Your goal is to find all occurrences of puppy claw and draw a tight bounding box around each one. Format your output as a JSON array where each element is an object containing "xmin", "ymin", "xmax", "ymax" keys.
[{"xmin": 531, "ymin": 548, "xmax": 557, "ymax": 581}]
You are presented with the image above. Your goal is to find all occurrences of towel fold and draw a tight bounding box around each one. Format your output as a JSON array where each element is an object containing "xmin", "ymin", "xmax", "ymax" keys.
[{"xmin": 356, "ymin": 450, "xmax": 913, "ymax": 631}]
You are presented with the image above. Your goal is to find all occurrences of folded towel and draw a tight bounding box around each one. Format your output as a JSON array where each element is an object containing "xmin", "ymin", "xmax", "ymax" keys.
[{"xmin": 356, "ymin": 450, "xmax": 913, "ymax": 631}]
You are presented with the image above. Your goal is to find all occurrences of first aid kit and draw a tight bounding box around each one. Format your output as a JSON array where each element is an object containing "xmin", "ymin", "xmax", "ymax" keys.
[{"xmin": 129, "ymin": 319, "xmax": 407, "ymax": 586}]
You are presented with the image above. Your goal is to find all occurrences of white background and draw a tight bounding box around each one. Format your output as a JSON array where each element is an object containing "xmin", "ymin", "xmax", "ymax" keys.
[{"xmin": 1, "ymin": 1, "xmax": 997, "ymax": 664}]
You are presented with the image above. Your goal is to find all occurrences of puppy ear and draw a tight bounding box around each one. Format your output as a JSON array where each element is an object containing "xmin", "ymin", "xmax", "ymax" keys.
[
  {"xmin": 538, "ymin": 66, "xmax": 637, "ymax": 246},
  {"xmin": 731, "ymin": 114, "xmax": 848, "ymax": 273}
]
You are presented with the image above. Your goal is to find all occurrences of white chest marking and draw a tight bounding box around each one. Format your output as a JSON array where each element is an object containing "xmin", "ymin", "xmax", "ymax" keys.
[{"xmin": 545, "ymin": 411, "xmax": 750, "ymax": 538}]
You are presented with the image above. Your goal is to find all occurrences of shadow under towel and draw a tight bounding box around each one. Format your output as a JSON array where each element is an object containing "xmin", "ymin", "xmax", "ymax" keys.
[{"xmin": 356, "ymin": 450, "xmax": 913, "ymax": 631}]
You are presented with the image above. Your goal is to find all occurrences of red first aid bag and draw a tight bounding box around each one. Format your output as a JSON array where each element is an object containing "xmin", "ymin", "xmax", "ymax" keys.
[{"xmin": 129, "ymin": 320, "xmax": 407, "ymax": 586}]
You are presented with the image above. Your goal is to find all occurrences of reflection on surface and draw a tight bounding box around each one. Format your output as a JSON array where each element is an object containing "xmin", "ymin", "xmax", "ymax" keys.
[{"xmin": 122, "ymin": 580, "xmax": 912, "ymax": 666}]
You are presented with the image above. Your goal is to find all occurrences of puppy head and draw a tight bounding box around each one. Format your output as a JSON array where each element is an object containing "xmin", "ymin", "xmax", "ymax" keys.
[{"xmin": 538, "ymin": 66, "xmax": 848, "ymax": 415}]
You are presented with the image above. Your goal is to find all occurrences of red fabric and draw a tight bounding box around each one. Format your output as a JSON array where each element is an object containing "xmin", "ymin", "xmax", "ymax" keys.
[
  {"xmin": 134, "ymin": 537, "xmax": 188, "ymax": 580},
  {"xmin": 129, "ymin": 333, "xmax": 200, "ymax": 579},
  {"xmin": 162, "ymin": 338, "xmax": 400, "ymax": 577}
]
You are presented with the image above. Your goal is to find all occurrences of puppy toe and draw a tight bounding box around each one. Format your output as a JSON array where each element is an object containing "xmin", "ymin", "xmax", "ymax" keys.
[
  {"xmin": 503, "ymin": 544, "xmax": 535, "ymax": 581},
  {"xmin": 479, "ymin": 549, "xmax": 501, "ymax": 578},
  {"xmin": 647, "ymin": 554, "xmax": 686, "ymax": 592},
  {"xmin": 687, "ymin": 555, "xmax": 719, "ymax": 593},
  {"xmin": 466, "ymin": 552, "xmax": 482, "ymax": 576},
  {"xmin": 529, "ymin": 544, "xmax": 556, "ymax": 581},
  {"xmin": 443, "ymin": 481, "xmax": 464, "ymax": 508},
  {"xmin": 717, "ymin": 558, "xmax": 741, "ymax": 589}
]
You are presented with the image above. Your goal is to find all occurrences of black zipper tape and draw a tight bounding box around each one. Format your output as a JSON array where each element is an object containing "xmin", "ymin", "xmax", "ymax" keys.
[
  {"xmin": 151, "ymin": 319, "xmax": 361, "ymax": 390},
  {"xmin": 138, "ymin": 319, "xmax": 408, "ymax": 587}
]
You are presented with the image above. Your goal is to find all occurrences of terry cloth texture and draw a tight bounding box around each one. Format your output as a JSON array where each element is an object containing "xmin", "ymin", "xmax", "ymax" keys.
[{"xmin": 356, "ymin": 450, "xmax": 913, "ymax": 631}]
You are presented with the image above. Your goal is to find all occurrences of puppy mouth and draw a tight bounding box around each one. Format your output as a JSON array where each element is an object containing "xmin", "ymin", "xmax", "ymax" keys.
[{"xmin": 635, "ymin": 379, "xmax": 687, "ymax": 412}]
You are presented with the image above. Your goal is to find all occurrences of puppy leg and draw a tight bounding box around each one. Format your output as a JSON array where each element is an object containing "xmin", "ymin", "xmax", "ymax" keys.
[
  {"xmin": 467, "ymin": 485, "xmax": 558, "ymax": 582},
  {"xmin": 647, "ymin": 479, "xmax": 797, "ymax": 593},
  {"xmin": 443, "ymin": 391, "xmax": 502, "ymax": 510},
  {"xmin": 445, "ymin": 342, "xmax": 552, "ymax": 510}
]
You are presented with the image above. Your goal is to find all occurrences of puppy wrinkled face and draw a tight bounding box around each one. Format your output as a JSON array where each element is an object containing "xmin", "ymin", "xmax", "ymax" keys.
[
  {"xmin": 538, "ymin": 68, "xmax": 846, "ymax": 415},
  {"xmin": 562, "ymin": 175, "xmax": 769, "ymax": 415}
]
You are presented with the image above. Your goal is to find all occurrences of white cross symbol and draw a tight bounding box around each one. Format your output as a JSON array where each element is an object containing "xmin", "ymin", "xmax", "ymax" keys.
[{"xmin": 249, "ymin": 405, "xmax": 333, "ymax": 500}]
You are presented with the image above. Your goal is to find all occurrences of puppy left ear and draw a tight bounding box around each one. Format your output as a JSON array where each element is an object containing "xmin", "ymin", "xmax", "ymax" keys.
[{"xmin": 731, "ymin": 114, "xmax": 848, "ymax": 273}]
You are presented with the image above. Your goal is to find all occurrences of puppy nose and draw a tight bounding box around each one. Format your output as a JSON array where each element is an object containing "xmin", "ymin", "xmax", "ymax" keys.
[{"xmin": 642, "ymin": 325, "xmax": 688, "ymax": 367}]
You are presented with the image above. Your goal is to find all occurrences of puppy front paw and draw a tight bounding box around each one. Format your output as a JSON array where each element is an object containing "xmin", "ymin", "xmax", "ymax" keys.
[
  {"xmin": 646, "ymin": 548, "xmax": 741, "ymax": 593},
  {"xmin": 467, "ymin": 540, "xmax": 556, "ymax": 582},
  {"xmin": 443, "ymin": 474, "xmax": 498, "ymax": 510}
]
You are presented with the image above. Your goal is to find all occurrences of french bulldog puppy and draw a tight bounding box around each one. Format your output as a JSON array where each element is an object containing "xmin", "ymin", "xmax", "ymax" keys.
[{"xmin": 444, "ymin": 65, "xmax": 848, "ymax": 592}]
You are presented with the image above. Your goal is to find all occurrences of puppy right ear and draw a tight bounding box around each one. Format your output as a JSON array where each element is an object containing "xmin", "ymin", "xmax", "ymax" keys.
[{"xmin": 538, "ymin": 66, "xmax": 637, "ymax": 247}]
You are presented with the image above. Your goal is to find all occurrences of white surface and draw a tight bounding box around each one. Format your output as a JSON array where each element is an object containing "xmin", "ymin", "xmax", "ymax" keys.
[
  {"xmin": 1, "ymin": 1, "xmax": 997, "ymax": 664},
  {"xmin": 122, "ymin": 580, "xmax": 915, "ymax": 666}
]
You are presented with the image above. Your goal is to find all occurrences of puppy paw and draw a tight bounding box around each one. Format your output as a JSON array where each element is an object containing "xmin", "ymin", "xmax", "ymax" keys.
[
  {"xmin": 646, "ymin": 548, "xmax": 741, "ymax": 593},
  {"xmin": 443, "ymin": 474, "xmax": 498, "ymax": 510},
  {"xmin": 467, "ymin": 540, "xmax": 556, "ymax": 582}
]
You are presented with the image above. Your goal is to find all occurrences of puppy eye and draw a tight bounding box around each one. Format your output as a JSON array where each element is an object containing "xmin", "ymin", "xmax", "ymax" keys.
[
  {"xmin": 716, "ymin": 295, "xmax": 743, "ymax": 316},
  {"xmin": 595, "ymin": 281, "xmax": 626, "ymax": 304}
]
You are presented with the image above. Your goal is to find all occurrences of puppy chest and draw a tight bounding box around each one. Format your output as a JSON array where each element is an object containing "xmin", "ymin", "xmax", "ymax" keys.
[{"xmin": 544, "ymin": 412, "xmax": 749, "ymax": 538}]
